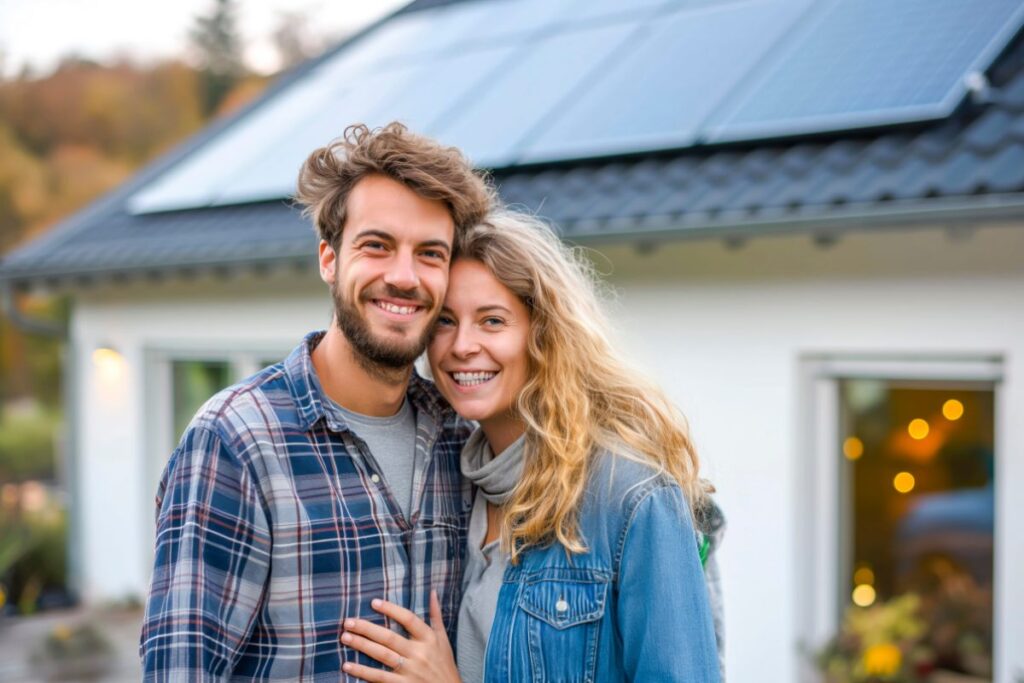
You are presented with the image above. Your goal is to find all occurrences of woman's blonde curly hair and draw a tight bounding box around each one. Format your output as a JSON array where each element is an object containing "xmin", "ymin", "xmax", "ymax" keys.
[{"xmin": 459, "ymin": 209, "xmax": 709, "ymax": 563}]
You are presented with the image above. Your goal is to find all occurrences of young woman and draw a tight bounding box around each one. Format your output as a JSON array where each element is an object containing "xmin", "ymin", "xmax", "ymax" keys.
[{"xmin": 338, "ymin": 210, "xmax": 722, "ymax": 682}]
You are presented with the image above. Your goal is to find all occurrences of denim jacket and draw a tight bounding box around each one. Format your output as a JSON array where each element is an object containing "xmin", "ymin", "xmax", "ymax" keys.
[{"xmin": 482, "ymin": 451, "xmax": 721, "ymax": 683}]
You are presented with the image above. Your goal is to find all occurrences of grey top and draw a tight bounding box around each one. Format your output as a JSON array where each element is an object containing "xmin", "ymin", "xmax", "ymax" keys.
[
  {"xmin": 336, "ymin": 399, "xmax": 419, "ymax": 519},
  {"xmin": 456, "ymin": 491, "xmax": 509, "ymax": 683},
  {"xmin": 456, "ymin": 430, "xmax": 526, "ymax": 683}
]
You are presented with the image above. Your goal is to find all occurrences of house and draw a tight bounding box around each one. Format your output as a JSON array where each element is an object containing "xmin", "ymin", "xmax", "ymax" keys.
[{"xmin": 2, "ymin": 0, "xmax": 1023, "ymax": 679}]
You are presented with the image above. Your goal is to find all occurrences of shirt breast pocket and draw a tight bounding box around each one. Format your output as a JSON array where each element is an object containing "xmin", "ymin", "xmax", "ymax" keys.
[{"xmin": 517, "ymin": 568, "xmax": 610, "ymax": 683}]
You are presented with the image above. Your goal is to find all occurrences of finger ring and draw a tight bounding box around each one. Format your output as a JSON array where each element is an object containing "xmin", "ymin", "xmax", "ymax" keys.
[{"xmin": 393, "ymin": 656, "xmax": 405, "ymax": 672}]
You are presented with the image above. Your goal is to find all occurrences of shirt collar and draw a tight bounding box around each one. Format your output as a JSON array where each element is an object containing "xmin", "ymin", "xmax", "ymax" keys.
[{"xmin": 284, "ymin": 330, "xmax": 453, "ymax": 432}]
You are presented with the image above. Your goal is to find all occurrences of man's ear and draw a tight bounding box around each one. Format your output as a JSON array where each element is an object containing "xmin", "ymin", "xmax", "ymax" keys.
[{"xmin": 318, "ymin": 240, "xmax": 337, "ymax": 285}]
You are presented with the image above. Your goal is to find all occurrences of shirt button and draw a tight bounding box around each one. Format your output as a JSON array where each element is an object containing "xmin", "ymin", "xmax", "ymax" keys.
[
  {"xmin": 555, "ymin": 599, "xmax": 569, "ymax": 613},
  {"xmin": 370, "ymin": 474, "xmax": 381, "ymax": 484}
]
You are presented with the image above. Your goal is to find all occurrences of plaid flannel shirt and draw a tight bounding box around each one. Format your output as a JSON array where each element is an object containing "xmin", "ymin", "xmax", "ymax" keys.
[{"xmin": 141, "ymin": 331, "xmax": 473, "ymax": 681}]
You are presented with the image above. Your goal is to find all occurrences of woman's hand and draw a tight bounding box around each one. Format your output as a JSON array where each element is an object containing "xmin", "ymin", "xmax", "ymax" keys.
[{"xmin": 340, "ymin": 590, "xmax": 461, "ymax": 683}]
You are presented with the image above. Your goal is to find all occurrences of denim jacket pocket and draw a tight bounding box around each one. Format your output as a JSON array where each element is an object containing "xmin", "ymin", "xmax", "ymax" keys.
[{"xmin": 516, "ymin": 568, "xmax": 610, "ymax": 683}]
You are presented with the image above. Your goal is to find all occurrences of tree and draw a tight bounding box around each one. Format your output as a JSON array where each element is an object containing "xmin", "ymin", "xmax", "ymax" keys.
[
  {"xmin": 272, "ymin": 11, "xmax": 318, "ymax": 71},
  {"xmin": 189, "ymin": 0, "xmax": 246, "ymax": 115}
]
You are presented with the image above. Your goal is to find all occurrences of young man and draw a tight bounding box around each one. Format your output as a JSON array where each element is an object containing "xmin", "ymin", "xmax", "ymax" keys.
[{"xmin": 140, "ymin": 123, "xmax": 494, "ymax": 681}]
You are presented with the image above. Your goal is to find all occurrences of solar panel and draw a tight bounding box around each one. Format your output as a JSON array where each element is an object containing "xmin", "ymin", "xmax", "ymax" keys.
[
  {"xmin": 517, "ymin": 0, "xmax": 813, "ymax": 163},
  {"xmin": 707, "ymin": 0, "xmax": 1024, "ymax": 142},
  {"xmin": 457, "ymin": 0, "xmax": 579, "ymax": 45},
  {"xmin": 432, "ymin": 19, "xmax": 642, "ymax": 167},
  {"xmin": 210, "ymin": 66, "xmax": 424, "ymax": 206},
  {"xmin": 563, "ymin": 0, "xmax": 675, "ymax": 25},
  {"xmin": 328, "ymin": 3, "xmax": 490, "ymax": 70},
  {"xmin": 211, "ymin": 44, "xmax": 515, "ymax": 206},
  {"xmin": 129, "ymin": 71, "xmax": 363, "ymax": 213},
  {"xmin": 130, "ymin": 0, "xmax": 1024, "ymax": 215},
  {"xmin": 130, "ymin": 3, "xmax": 518, "ymax": 213}
]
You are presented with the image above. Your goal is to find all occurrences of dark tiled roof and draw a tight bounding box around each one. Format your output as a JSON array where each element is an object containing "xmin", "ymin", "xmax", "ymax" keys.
[{"xmin": 3, "ymin": 26, "xmax": 1024, "ymax": 288}]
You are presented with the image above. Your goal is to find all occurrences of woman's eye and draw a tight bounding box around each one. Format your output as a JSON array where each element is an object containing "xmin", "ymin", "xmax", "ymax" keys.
[
  {"xmin": 436, "ymin": 315, "xmax": 455, "ymax": 327},
  {"xmin": 482, "ymin": 317, "xmax": 505, "ymax": 327}
]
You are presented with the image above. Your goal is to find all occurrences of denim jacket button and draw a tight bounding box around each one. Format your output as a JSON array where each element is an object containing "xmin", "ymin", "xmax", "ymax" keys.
[{"xmin": 555, "ymin": 599, "xmax": 569, "ymax": 613}]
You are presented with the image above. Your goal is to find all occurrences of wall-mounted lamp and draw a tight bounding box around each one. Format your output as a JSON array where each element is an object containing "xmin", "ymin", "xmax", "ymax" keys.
[{"xmin": 92, "ymin": 345, "xmax": 125, "ymax": 383}]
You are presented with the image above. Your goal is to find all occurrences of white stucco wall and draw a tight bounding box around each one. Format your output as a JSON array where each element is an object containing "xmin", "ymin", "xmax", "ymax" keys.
[{"xmin": 70, "ymin": 223, "xmax": 1024, "ymax": 682}]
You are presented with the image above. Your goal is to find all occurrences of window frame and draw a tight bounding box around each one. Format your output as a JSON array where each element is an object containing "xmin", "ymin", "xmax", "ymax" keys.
[
  {"xmin": 796, "ymin": 353, "xmax": 1003, "ymax": 682},
  {"xmin": 140, "ymin": 342, "xmax": 292, "ymax": 571}
]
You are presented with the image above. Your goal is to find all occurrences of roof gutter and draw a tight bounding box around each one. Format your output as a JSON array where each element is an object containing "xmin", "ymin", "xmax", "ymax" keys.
[
  {"xmin": 562, "ymin": 191, "xmax": 1024, "ymax": 245},
  {"xmin": 1, "ymin": 281, "xmax": 66, "ymax": 338}
]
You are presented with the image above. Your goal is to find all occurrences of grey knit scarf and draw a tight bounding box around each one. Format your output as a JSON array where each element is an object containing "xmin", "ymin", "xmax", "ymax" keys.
[{"xmin": 459, "ymin": 428, "xmax": 526, "ymax": 505}]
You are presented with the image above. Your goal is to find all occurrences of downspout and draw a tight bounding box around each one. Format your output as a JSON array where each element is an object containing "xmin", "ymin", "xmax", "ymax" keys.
[{"xmin": 1, "ymin": 281, "xmax": 81, "ymax": 604}]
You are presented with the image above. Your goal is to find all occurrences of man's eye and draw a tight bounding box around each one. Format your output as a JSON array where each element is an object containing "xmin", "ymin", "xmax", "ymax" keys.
[
  {"xmin": 364, "ymin": 241, "xmax": 387, "ymax": 251},
  {"xmin": 421, "ymin": 249, "xmax": 447, "ymax": 261}
]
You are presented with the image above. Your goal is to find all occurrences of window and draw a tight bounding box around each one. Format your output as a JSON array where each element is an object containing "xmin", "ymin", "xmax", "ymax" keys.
[
  {"xmin": 171, "ymin": 360, "xmax": 231, "ymax": 442},
  {"xmin": 798, "ymin": 356, "xmax": 1001, "ymax": 683},
  {"xmin": 837, "ymin": 380, "xmax": 994, "ymax": 676}
]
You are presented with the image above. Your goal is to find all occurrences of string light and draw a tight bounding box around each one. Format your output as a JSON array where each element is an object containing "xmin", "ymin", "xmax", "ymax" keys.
[
  {"xmin": 893, "ymin": 472, "xmax": 915, "ymax": 494},
  {"xmin": 907, "ymin": 419, "xmax": 929, "ymax": 440},
  {"xmin": 843, "ymin": 437, "xmax": 864, "ymax": 460},
  {"xmin": 942, "ymin": 399, "xmax": 964, "ymax": 421}
]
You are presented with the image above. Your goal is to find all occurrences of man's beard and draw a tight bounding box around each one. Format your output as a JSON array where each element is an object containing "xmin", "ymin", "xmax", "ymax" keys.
[{"xmin": 332, "ymin": 281, "xmax": 436, "ymax": 374}]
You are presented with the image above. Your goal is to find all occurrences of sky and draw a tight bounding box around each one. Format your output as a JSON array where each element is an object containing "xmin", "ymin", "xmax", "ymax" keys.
[{"xmin": 0, "ymin": 0, "xmax": 409, "ymax": 78}]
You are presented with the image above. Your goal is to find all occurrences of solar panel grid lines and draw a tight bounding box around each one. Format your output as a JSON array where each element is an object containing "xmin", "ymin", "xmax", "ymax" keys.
[
  {"xmin": 516, "ymin": 0, "xmax": 815, "ymax": 164},
  {"xmin": 125, "ymin": 0, "xmax": 1024, "ymax": 216},
  {"xmin": 706, "ymin": 0, "xmax": 1024, "ymax": 143},
  {"xmin": 451, "ymin": 0, "xmax": 578, "ymax": 49},
  {"xmin": 209, "ymin": 65, "xmax": 425, "ymax": 206},
  {"xmin": 217, "ymin": 39, "xmax": 520, "ymax": 206},
  {"xmin": 129, "ymin": 73, "xmax": 356, "ymax": 214},
  {"xmin": 562, "ymin": 0, "xmax": 678, "ymax": 25},
  {"xmin": 431, "ymin": 17, "xmax": 646, "ymax": 167}
]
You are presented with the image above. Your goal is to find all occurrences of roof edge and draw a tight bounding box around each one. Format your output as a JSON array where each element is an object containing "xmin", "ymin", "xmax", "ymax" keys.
[{"xmin": 4, "ymin": 192, "xmax": 1023, "ymax": 290}]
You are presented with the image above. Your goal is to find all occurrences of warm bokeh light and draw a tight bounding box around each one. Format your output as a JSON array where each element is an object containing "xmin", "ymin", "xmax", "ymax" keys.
[
  {"xmin": 907, "ymin": 418, "xmax": 929, "ymax": 440},
  {"xmin": 20, "ymin": 481, "xmax": 47, "ymax": 513},
  {"xmin": 853, "ymin": 566, "xmax": 875, "ymax": 586},
  {"xmin": 92, "ymin": 346, "xmax": 125, "ymax": 382},
  {"xmin": 943, "ymin": 399, "xmax": 964, "ymax": 421},
  {"xmin": 852, "ymin": 584, "xmax": 876, "ymax": 607},
  {"xmin": 893, "ymin": 471, "xmax": 916, "ymax": 494},
  {"xmin": 843, "ymin": 436, "xmax": 864, "ymax": 460}
]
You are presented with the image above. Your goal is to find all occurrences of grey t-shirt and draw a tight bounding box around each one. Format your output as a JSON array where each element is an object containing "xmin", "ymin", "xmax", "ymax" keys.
[{"xmin": 337, "ymin": 399, "xmax": 419, "ymax": 519}]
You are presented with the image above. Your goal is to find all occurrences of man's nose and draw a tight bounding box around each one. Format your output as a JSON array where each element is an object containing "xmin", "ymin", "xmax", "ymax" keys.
[{"xmin": 383, "ymin": 251, "xmax": 420, "ymax": 291}]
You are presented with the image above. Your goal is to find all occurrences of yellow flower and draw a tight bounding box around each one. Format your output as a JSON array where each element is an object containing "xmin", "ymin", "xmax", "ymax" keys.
[{"xmin": 863, "ymin": 642, "xmax": 902, "ymax": 676}]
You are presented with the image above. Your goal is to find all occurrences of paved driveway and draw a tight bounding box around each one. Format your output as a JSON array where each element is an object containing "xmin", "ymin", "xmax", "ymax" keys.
[{"xmin": 0, "ymin": 607, "xmax": 141, "ymax": 682}]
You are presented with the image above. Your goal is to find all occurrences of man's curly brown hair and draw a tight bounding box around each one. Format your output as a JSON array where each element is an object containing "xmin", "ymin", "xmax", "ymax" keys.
[{"xmin": 294, "ymin": 122, "xmax": 495, "ymax": 249}]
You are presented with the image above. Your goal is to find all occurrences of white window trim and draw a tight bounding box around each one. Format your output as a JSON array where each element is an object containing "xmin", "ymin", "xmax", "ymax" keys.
[
  {"xmin": 796, "ymin": 353, "xmax": 1003, "ymax": 683},
  {"xmin": 140, "ymin": 343, "xmax": 292, "ymax": 574}
]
